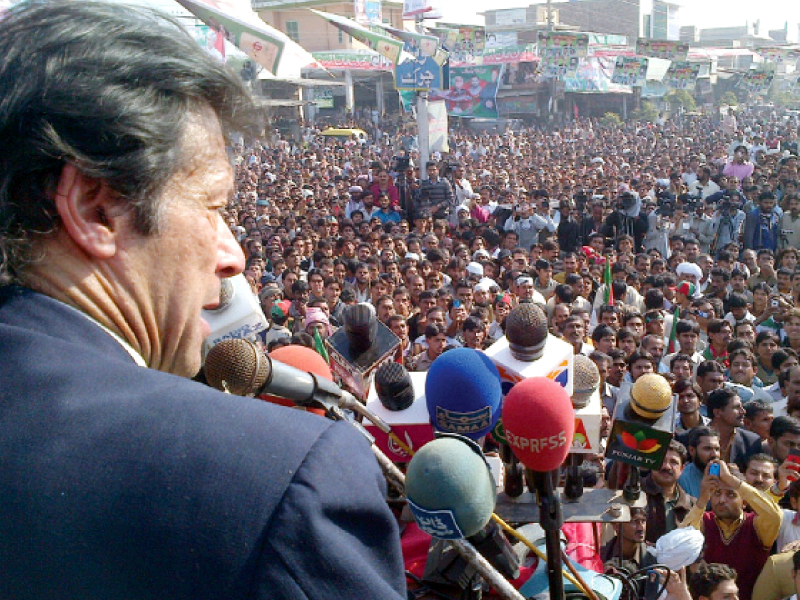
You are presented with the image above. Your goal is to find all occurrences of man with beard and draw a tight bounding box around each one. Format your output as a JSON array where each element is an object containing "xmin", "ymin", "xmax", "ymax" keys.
[
  {"xmin": 678, "ymin": 426, "xmax": 721, "ymax": 498},
  {"xmin": 681, "ymin": 459, "xmax": 781, "ymax": 600},
  {"xmin": 707, "ymin": 388, "xmax": 764, "ymax": 470},
  {"xmin": 643, "ymin": 440, "xmax": 695, "ymax": 542}
]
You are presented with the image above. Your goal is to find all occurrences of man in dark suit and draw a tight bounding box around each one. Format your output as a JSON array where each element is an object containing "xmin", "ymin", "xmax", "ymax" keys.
[{"xmin": 0, "ymin": 3, "xmax": 405, "ymax": 599}]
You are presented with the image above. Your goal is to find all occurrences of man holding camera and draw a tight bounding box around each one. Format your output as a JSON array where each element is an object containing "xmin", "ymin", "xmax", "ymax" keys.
[
  {"xmin": 681, "ymin": 459, "xmax": 780, "ymax": 600},
  {"xmin": 416, "ymin": 161, "xmax": 455, "ymax": 222},
  {"xmin": 780, "ymin": 194, "xmax": 800, "ymax": 250},
  {"xmin": 744, "ymin": 191, "xmax": 781, "ymax": 252},
  {"xmin": 708, "ymin": 194, "xmax": 746, "ymax": 253}
]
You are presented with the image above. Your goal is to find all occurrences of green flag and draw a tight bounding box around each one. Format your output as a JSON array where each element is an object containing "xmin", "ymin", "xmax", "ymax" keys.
[
  {"xmin": 667, "ymin": 306, "xmax": 680, "ymax": 354},
  {"xmin": 313, "ymin": 327, "xmax": 329, "ymax": 364},
  {"xmin": 603, "ymin": 260, "xmax": 614, "ymax": 306}
]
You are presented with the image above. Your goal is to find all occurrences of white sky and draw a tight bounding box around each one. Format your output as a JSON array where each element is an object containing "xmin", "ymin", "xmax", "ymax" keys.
[
  {"xmin": 440, "ymin": 0, "xmax": 800, "ymax": 37},
  {"xmin": 96, "ymin": 0, "xmax": 800, "ymax": 40}
]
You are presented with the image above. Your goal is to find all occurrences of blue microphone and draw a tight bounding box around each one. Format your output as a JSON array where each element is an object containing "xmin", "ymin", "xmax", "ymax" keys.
[{"xmin": 425, "ymin": 348, "xmax": 503, "ymax": 440}]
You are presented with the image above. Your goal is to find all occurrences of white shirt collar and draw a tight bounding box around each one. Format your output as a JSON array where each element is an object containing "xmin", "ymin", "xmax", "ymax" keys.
[{"xmin": 57, "ymin": 299, "xmax": 147, "ymax": 367}]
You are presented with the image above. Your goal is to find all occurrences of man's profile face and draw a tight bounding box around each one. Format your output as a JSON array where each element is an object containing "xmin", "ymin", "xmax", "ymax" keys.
[
  {"xmin": 771, "ymin": 432, "xmax": 800, "ymax": 463},
  {"xmin": 715, "ymin": 395, "xmax": 744, "ymax": 428},
  {"xmin": 127, "ymin": 110, "xmax": 244, "ymax": 376}
]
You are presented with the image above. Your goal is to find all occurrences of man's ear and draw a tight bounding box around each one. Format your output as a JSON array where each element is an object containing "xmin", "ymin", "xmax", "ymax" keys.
[{"xmin": 54, "ymin": 164, "xmax": 120, "ymax": 259}]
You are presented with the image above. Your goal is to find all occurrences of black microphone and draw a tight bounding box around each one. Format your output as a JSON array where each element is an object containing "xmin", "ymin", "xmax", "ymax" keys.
[
  {"xmin": 374, "ymin": 362, "xmax": 414, "ymax": 411},
  {"xmin": 344, "ymin": 302, "xmax": 377, "ymax": 354}
]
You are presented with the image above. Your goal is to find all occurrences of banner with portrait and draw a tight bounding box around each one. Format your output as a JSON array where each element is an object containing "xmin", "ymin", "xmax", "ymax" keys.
[
  {"xmin": 428, "ymin": 65, "xmax": 503, "ymax": 118},
  {"xmin": 756, "ymin": 47, "xmax": 800, "ymax": 65},
  {"xmin": 429, "ymin": 26, "xmax": 485, "ymax": 65},
  {"xmin": 540, "ymin": 55, "xmax": 580, "ymax": 79},
  {"xmin": 537, "ymin": 32, "xmax": 589, "ymax": 59},
  {"xmin": 740, "ymin": 69, "xmax": 774, "ymax": 94},
  {"xmin": 662, "ymin": 60, "xmax": 700, "ymax": 90},
  {"xmin": 611, "ymin": 56, "xmax": 649, "ymax": 87},
  {"xmin": 635, "ymin": 38, "xmax": 689, "ymax": 61}
]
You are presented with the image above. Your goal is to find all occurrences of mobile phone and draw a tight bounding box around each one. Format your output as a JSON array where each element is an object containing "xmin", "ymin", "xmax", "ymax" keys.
[{"xmin": 709, "ymin": 463, "xmax": 721, "ymax": 477}]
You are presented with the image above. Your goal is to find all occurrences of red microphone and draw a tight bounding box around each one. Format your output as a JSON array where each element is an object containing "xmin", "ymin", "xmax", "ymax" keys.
[
  {"xmin": 502, "ymin": 377, "xmax": 575, "ymax": 473},
  {"xmin": 501, "ymin": 376, "xmax": 574, "ymax": 600}
]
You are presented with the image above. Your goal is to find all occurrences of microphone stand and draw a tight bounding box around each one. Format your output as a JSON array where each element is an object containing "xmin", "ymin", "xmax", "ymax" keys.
[{"xmin": 531, "ymin": 471, "xmax": 565, "ymax": 600}]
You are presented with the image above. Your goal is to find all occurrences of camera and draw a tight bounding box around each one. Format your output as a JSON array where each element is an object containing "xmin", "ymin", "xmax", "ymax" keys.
[
  {"xmin": 618, "ymin": 191, "xmax": 637, "ymax": 211},
  {"xmin": 391, "ymin": 155, "xmax": 410, "ymax": 173}
]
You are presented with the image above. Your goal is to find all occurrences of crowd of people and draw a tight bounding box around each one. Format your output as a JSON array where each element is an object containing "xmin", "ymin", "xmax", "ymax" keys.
[{"xmin": 231, "ymin": 104, "xmax": 800, "ymax": 599}]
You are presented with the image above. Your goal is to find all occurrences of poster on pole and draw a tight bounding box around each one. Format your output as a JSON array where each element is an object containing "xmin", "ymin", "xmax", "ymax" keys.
[
  {"xmin": 175, "ymin": 0, "xmax": 318, "ymax": 77},
  {"xmin": 311, "ymin": 9, "xmax": 404, "ymax": 64},
  {"xmin": 611, "ymin": 56, "xmax": 649, "ymax": 87},
  {"xmin": 379, "ymin": 24, "xmax": 439, "ymax": 57},
  {"xmin": 635, "ymin": 38, "xmax": 689, "ymax": 61},
  {"xmin": 428, "ymin": 100, "xmax": 449, "ymax": 153},
  {"xmin": 428, "ymin": 65, "xmax": 503, "ymax": 118},
  {"xmin": 740, "ymin": 69, "xmax": 775, "ymax": 94},
  {"xmin": 663, "ymin": 61, "xmax": 700, "ymax": 90}
]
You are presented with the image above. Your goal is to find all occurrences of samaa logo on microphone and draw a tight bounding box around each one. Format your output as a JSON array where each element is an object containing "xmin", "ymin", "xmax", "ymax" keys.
[{"xmin": 436, "ymin": 406, "xmax": 492, "ymax": 435}]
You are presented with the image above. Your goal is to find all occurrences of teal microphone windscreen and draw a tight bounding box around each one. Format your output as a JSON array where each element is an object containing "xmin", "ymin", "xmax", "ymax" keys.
[{"xmin": 405, "ymin": 436, "xmax": 496, "ymax": 539}]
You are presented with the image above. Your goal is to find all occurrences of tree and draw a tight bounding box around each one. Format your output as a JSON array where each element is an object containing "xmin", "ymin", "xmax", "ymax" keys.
[
  {"xmin": 666, "ymin": 89, "xmax": 696, "ymax": 111},
  {"xmin": 600, "ymin": 112, "xmax": 623, "ymax": 127},
  {"xmin": 631, "ymin": 100, "xmax": 660, "ymax": 122},
  {"xmin": 718, "ymin": 91, "xmax": 738, "ymax": 107}
]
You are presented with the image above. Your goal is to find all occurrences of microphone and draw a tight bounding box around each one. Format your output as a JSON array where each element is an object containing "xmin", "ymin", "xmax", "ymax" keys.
[
  {"xmin": 405, "ymin": 435, "xmax": 521, "ymax": 585},
  {"xmin": 201, "ymin": 273, "xmax": 268, "ymax": 355},
  {"xmin": 571, "ymin": 355, "xmax": 600, "ymax": 410},
  {"xmin": 326, "ymin": 302, "xmax": 400, "ymax": 401},
  {"xmin": 204, "ymin": 338, "xmax": 386, "ymax": 429},
  {"xmin": 505, "ymin": 303, "xmax": 548, "ymax": 362},
  {"xmin": 259, "ymin": 344, "xmax": 333, "ymax": 415},
  {"xmin": 425, "ymin": 348, "xmax": 503, "ymax": 440},
  {"xmin": 502, "ymin": 377, "xmax": 575, "ymax": 473},
  {"xmin": 344, "ymin": 302, "xmax": 377, "ymax": 354},
  {"xmin": 405, "ymin": 435, "xmax": 496, "ymax": 540},
  {"xmin": 374, "ymin": 362, "xmax": 414, "ymax": 411},
  {"xmin": 501, "ymin": 377, "xmax": 574, "ymax": 600},
  {"xmin": 605, "ymin": 372, "xmax": 676, "ymax": 472}
]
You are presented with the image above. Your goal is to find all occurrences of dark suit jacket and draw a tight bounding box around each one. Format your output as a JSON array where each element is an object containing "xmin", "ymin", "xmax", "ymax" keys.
[{"xmin": 0, "ymin": 286, "xmax": 406, "ymax": 600}]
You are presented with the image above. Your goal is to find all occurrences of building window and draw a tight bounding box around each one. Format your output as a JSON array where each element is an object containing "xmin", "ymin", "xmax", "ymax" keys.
[
  {"xmin": 286, "ymin": 20, "xmax": 299, "ymax": 42},
  {"xmin": 338, "ymin": 28, "xmax": 343, "ymax": 43}
]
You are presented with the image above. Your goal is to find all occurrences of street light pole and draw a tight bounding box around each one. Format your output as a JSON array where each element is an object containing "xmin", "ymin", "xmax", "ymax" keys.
[{"xmin": 415, "ymin": 14, "xmax": 430, "ymax": 180}]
